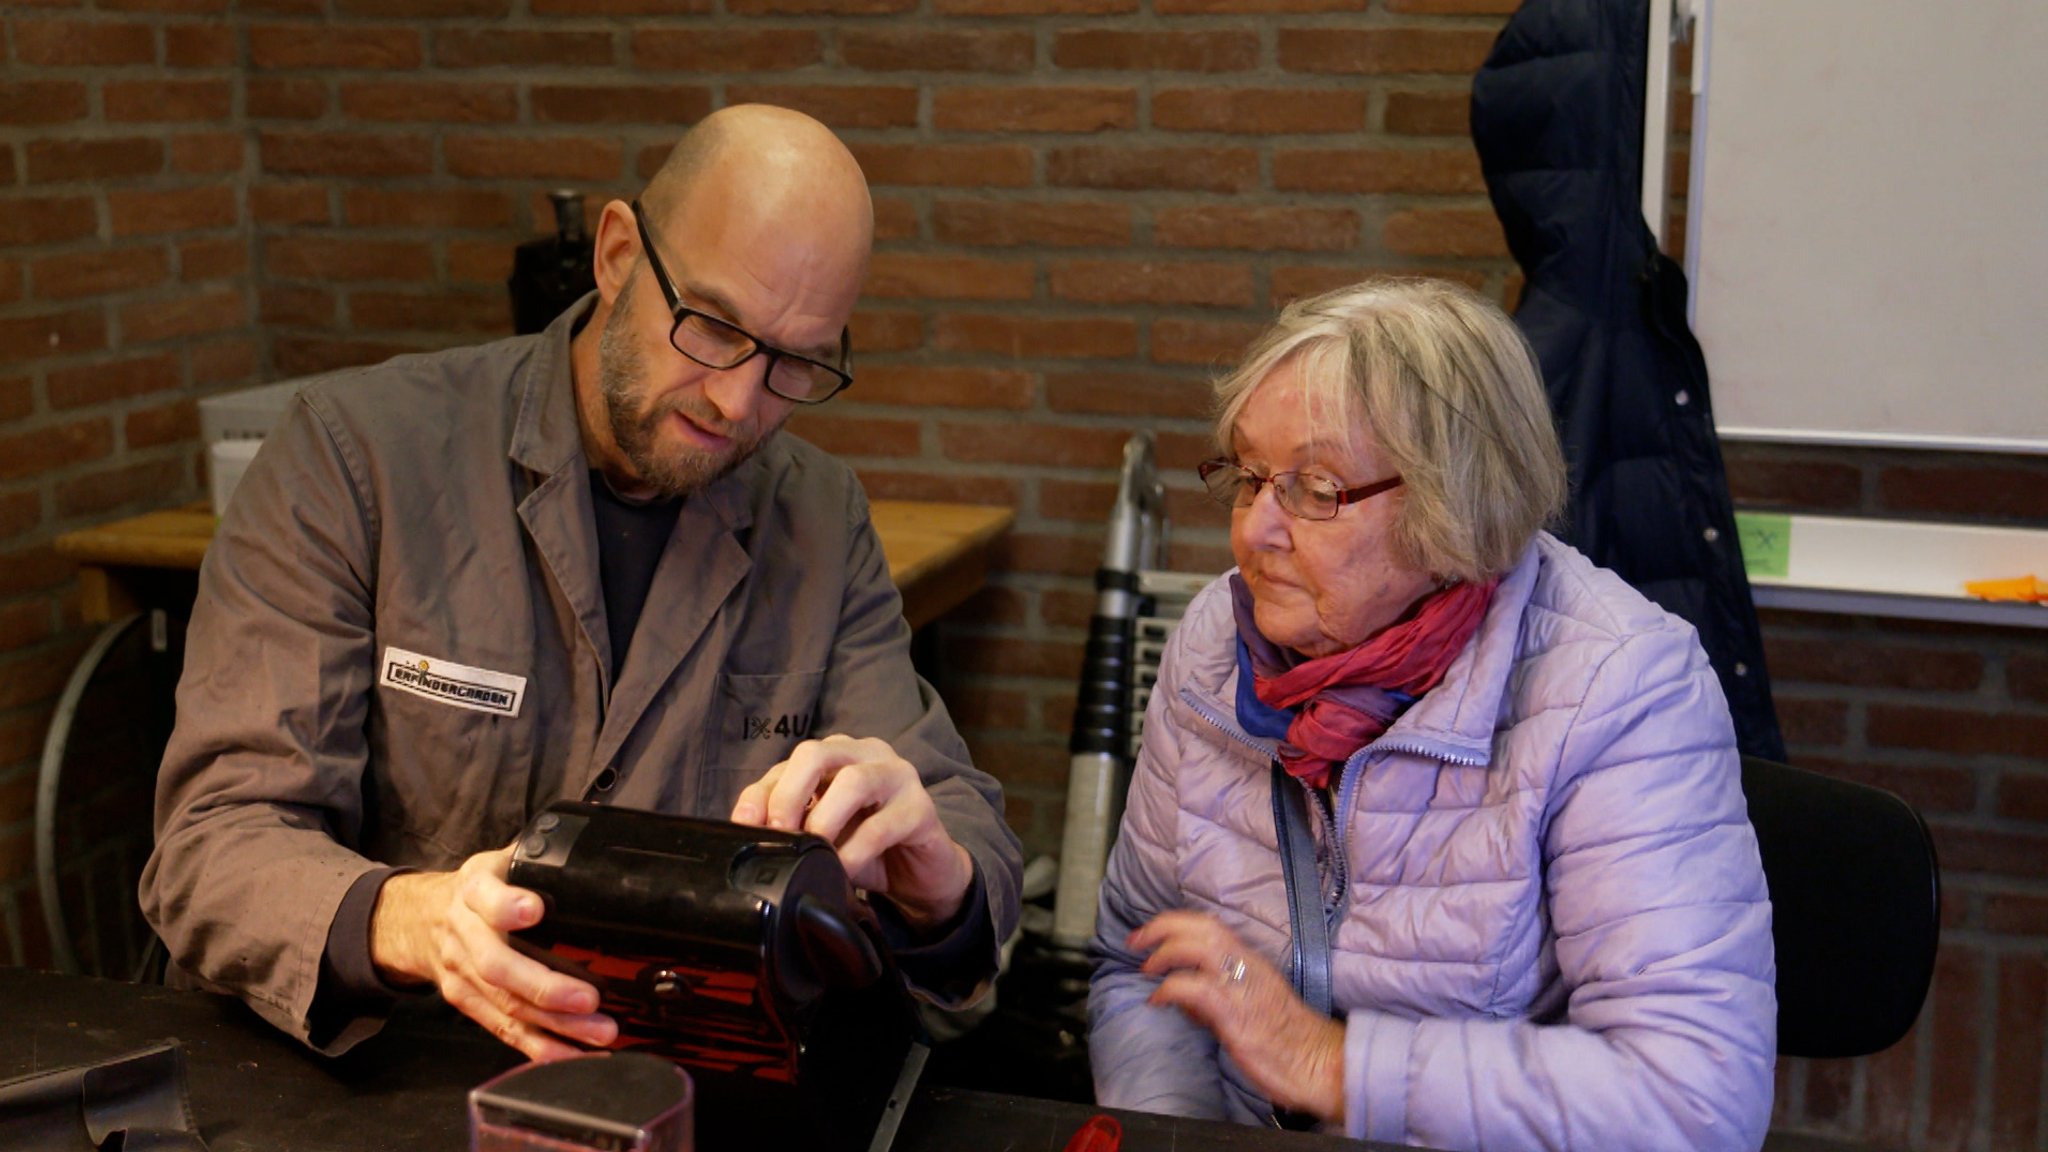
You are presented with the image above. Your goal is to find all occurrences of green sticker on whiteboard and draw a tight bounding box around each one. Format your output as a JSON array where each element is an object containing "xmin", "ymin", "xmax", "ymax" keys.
[{"xmin": 1735, "ymin": 512, "xmax": 1792, "ymax": 579}]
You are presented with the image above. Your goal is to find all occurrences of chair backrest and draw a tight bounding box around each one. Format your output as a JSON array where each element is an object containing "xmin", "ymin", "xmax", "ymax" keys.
[{"xmin": 1740, "ymin": 756, "xmax": 1941, "ymax": 1059}]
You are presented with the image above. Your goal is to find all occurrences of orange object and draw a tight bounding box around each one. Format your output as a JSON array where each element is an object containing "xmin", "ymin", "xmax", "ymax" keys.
[
  {"xmin": 1963, "ymin": 575, "xmax": 2048, "ymax": 603},
  {"xmin": 1064, "ymin": 1113, "xmax": 1124, "ymax": 1152}
]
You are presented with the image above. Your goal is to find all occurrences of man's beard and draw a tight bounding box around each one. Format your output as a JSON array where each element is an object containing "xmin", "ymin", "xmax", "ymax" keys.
[{"xmin": 595, "ymin": 280, "xmax": 773, "ymax": 499}]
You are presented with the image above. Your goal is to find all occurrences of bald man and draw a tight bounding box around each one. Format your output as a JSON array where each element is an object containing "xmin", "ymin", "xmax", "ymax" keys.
[{"xmin": 140, "ymin": 106, "xmax": 1024, "ymax": 1058}]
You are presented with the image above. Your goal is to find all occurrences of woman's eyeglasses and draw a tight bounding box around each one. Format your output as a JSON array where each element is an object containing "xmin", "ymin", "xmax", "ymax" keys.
[{"xmin": 1197, "ymin": 458, "xmax": 1403, "ymax": 521}]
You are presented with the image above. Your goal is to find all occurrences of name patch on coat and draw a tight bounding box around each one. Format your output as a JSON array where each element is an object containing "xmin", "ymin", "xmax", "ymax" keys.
[{"xmin": 380, "ymin": 646, "xmax": 525, "ymax": 717}]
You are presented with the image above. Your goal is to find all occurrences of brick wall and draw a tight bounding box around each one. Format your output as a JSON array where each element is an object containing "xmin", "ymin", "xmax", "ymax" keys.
[{"xmin": 2, "ymin": 2, "xmax": 2044, "ymax": 1148}]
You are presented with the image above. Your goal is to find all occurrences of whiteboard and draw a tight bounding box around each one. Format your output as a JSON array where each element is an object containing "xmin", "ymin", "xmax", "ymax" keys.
[{"xmin": 1684, "ymin": 0, "xmax": 2048, "ymax": 454}]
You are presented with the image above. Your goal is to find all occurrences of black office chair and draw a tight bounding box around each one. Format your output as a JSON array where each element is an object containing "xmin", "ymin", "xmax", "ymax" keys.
[{"xmin": 1740, "ymin": 755, "xmax": 1941, "ymax": 1059}]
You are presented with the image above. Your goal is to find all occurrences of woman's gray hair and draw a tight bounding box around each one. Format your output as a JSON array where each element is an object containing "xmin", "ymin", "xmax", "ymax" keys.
[{"xmin": 1213, "ymin": 277, "xmax": 1568, "ymax": 582}]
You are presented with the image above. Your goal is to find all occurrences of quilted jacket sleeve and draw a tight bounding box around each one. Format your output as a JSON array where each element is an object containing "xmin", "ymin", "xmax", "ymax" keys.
[
  {"xmin": 1087, "ymin": 618, "xmax": 1233, "ymax": 1120},
  {"xmin": 1343, "ymin": 623, "xmax": 1776, "ymax": 1152}
]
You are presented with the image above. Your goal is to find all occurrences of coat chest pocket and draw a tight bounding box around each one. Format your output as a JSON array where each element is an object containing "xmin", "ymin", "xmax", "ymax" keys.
[{"xmin": 696, "ymin": 669, "xmax": 827, "ymax": 813}]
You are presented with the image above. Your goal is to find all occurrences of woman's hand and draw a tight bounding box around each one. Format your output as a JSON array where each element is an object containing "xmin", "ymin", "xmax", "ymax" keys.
[{"xmin": 1130, "ymin": 910, "xmax": 1346, "ymax": 1126}]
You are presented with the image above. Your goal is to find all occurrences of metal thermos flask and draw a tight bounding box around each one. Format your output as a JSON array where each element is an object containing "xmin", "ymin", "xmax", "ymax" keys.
[{"xmin": 508, "ymin": 189, "xmax": 597, "ymax": 335}]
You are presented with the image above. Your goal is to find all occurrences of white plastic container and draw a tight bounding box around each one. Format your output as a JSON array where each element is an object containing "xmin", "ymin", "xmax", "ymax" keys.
[{"xmin": 199, "ymin": 379, "xmax": 309, "ymax": 517}]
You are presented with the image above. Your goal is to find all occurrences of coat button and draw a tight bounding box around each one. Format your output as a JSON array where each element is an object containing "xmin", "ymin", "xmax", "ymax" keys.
[
  {"xmin": 1703, "ymin": 526, "xmax": 1721, "ymax": 543},
  {"xmin": 1675, "ymin": 390, "xmax": 1690, "ymax": 406},
  {"xmin": 1734, "ymin": 662, "xmax": 1750, "ymax": 677},
  {"xmin": 591, "ymin": 767, "xmax": 618, "ymax": 793}
]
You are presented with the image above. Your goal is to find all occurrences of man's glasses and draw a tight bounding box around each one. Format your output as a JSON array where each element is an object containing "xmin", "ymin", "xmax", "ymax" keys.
[
  {"xmin": 1197, "ymin": 458, "xmax": 1404, "ymax": 522},
  {"xmin": 630, "ymin": 200, "xmax": 853, "ymax": 405}
]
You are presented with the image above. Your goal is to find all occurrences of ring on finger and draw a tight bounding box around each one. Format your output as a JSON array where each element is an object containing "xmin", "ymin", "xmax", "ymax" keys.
[{"xmin": 1219, "ymin": 953, "xmax": 1248, "ymax": 985}]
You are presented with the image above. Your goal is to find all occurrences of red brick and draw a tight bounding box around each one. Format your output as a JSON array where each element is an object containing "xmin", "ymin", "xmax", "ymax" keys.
[
  {"xmin": 1155, "ymin": 88, "xmax": 1368, "ymax": 134},
  {"xmin": 1999, "ymin": 772, "xmax": 2048, "ymax": 822},
  {"xmin": 932, "ymin": 199, "xmax": 1131, "ymax": 248},
  {"xmin": 251, "ymin": 183, "xmax": 332, "ymax": 226},
  {"xmin": 1386, "ymin": 0, "xmax": 1514, "ymax": 8},
  {"xmin": 1047, "ymin": 370, "xmax": 1208, "ymax": 418},
  {"xmin": 0, "ymin": 82, "xmax": 90, "ymax": 126},
  {"xmin": 260, "ymin": 131, "xmax": 433, "ymax": 178},
  {"xmin": 1039, "ymin": 477, "xmax": 1115, "ymax": 523},
  {"xmin": 850, "ymin": 142, "xmax": 1036, "ymax": 189},
  {"xmin": 631, "ymin": 28, "xmax": 819, "ymax": 72},
  {"xmin": 0, "ymin": 196, "xmax": 96, "ymax": 249},
  {"xmin": 1383, "ymin": 209, "xmax": 1509, "ymax": 258},
  {"xmin": 934, "ymin": 86, "xmax": 1136, "ymax": 132},
  {"xmin": 2013, "ymin": 652, "xmax": 2048, "ymax": 706},
  {"xmin": 46, "ymin": 352, "xmax": 181, "ymax": 409},
  {"xmin": 780, "ymin": 413, "xmax": 921, "ymax": 458},
  {"xmin": 1862, "ymin": 1019, "xmax": 1921, "ymax": 1146},
  {"xmin": 339, "ymin": 81, "xmax": 518, "ymax": 123},
  {"xmin": 1878, "ymin": 461, "xmax": 2048, "ymax": 522},
  {"xmin": 125, "ymin": 398, "xmax": 199, "ymax": 449},
  {"xmin": 865, "ymin": 254, "xmax": 1035, "ymax": 301},
  {"xmin": 1053, "ymin": 29, "xmax": 1257, "ymax": 72},
  {"xmin": 259, "ymin": 284, "xmax": 337, "ymax": 327},
  {"xmin": 446, "ymin": 136, "xmax": 622, "ymax": 181},
  {"xmin": 170, "ymin": 132, "xmax": 245, "ymax": 175},
  {"xmin": 99, "ymin": 0, "xmax": 228, "ymax": 12},
  {"xmin": 1986, "ymin": 891, "xmax": 2048, "ymax": 937},
  {"xmin": 14, "ymin": 20, "xmax": 155, "ymax": 66},
  {"xmin": 1720, "ymin": 443, "xmax": 1863, "ymax": 510},
  {"xmin": 30, "ymin": 247, "xmax": 171, "ymax": 300},
  {"xmin": 851, "ymin": 470, "xmax": 1020, "ymax": 507},
  {"xmin": 0, "ymin": 418, "xmax": 114, "ymax": 483},
  {"xmin": 871, "ymin": 195, "xmax": 924, "ymax": 241},
  {"xmin": 1151, "ymin": 316, "xmax": 1260, "ymax": 368},
  {"xmin": 350, "ymin": 290, "xmax": 508, "ymax": 336},
  {"xmin": 940, "ymin": 422, "xmax": 1129, "ymax": 469},
  {"xmin": 1774, "ymin": 695, "xmax": 1849, "ymax": 747},
  {"xmin": 963, "ymin": 733, "xmax": 1071, "ymax": 788},
  {"xmin": 852, "ymin": 365, "xmax": 1035, "ymax": 410},
  {"xmin": 180, "ymin": 236, "xmax": 248, "ymax": 282},
  {"xmin": 1156, "ymin": 206, "xmax": 1358, "ymax": 253},
  {"xmin": 0, "ymin": 599, "xmax": 56, "ymax": 655},
  {"xmin": 534, "ymin": 0, "xmax": 710, "ymax": 12},
  {"xmin": 839, "ymin": 29, "xmax": 1032, "ymax": 72},
  {"xmin": 447, "ymin": 240, "xmax": 510, "ymax": 283},
  {"xmin": 1157, "ymin": 0, "xmax": 1365, "ymax": 8},
  {"xmin": 243, "ymin": 0, "xmax": 334, "ymax": 13},
  {"xmin": 0, "ymin": 309, "xmax": 106, "ymax": 362},
  {"xmin": 121, "ymin": 287, "xmax": 248, "ymax": 344},
  {"xmin": 0, "ymin": 375, "xmax": 24, "ymax": 422},
  {"xmin": 107, "ymin": 186, "xmax": 238, "ymax": 237},
  {"xmin": 849, "ymin": 309, "xmax": 923, "ymax": 353},
  {"xmin": 0, "ymin": 262, "xmax": 17, "ymax": 309},
  {"xmin": 724, "ymin": 85, "xmax": 919, "ymax": 130},
  {"xmin": 431, "ymin": 29, "xmax": 612, "ymax": 69},
  {"xmin": 248, "ymin": 78, "xmax": 328, "ymax": 120},
  {"xmin": 730, "ymin": 0, "xmax": 915, "ymax": 12},
  {"xmin": 938, "ymin": 0, "xmax": 1133, "ymax": 11},
  {"xmin": 266, "ymin": 236, "xmax": 434, "ymax": 282},
  {"xmin": 1278, "ymin": 27, "xmax": 1498, "ymax": 75},
  {"xmin": 1048, "ymin": 259, "xmax": 1254, "ymax": 309},
  {"xmin": 190, "ymin": 335, "xmax": 261, "ymax": 386},
  {"xmin": 1870, "ymin": 704, "xmax": 2048, "ymax": 758},
  {"xmin": 1926, "ymin": 945, "xmax": 1984, "ymax": 1149},
  {"xmin": 272, "ymin": 336, "xmax": 419, "ymax": 378},
  {"xmin": 1795, "ymin": 754, "xmax": 1978, "ymax": 815},
  {"xmin": 54, "ymin": 457, "xmax": 189, "ymax": 518},
  {"xmin": 1804, "ymin": 1057, "xmax": 1853, "ymax": 1123},
  {"xmin": 1274, "ymin": 146, "xmax": 1485, "ymax": 195},
  {"xmin": 1166, "ymin": 488, "xmax": 1231, "ymax": 534},
  {"xmin": 947, "ymin": 684, "xmax": 1033, "ymax": 731},
  {"xmin": 1047, "ymin": 146, "xmax": 1257, "ymax": 193},
  {"xmin": 337, "ymin": 0, "xmax": 508, "ymax": 14},
  {"xmin": 103, "ymin": 79, "xmax": 232, "ymax": 122},
  {"xmin": 1385, "ymin": 89, "xmax": 1472, "ymax": 136},
  {"xmin": 248, "ymin": 25, "xmax": 422, "ymax": 69},
  {"xmin": 1765, "ymin": 634, "xmax": 1983, "ymax": 693},
  {"xmin": 25, "ymin": 137, "xmax": 163, "ymax": 183},
  {"xmin": 343, "ymin": 188, "xmax": 515, "ymax": 231},
  {"xmin": 164, "ymin": 23, "xmax": 235, "ymax": 67},
  {"xmin": 1933, "ymin": 824, "xmax": 2048, "ymax": 880},
  {"xmin": 532, "ymin": 84, "xmax": 712, "ymax": 126},
  {"xmin": 1992, "ymin": 955, "xmax": 2046, "ymax": 1149},
  {"xmin": 932, "ymin": 313, "xmax": 1137, "ymax": 360}
]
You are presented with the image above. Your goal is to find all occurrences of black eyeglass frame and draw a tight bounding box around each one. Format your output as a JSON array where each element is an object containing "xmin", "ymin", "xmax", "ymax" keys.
[
  {"xmin": 1197, "ymin": 458, "xmax": 1405, "ymax": 521},
  {"xmin": 629, "ymin": 199, "xmax": 854, "ymax": 405}
]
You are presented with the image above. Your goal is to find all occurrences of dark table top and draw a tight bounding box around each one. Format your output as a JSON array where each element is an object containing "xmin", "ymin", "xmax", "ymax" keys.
[{"xmin": 0, "ymin": 966, "xmax": 1374, "ymax": 1151}]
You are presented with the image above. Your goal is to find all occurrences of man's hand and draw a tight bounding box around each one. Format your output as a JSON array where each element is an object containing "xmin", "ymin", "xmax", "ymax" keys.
[
  {"xmin": 1130, "ymin": 910, "xmax": 1347, "ymax": 1126},
  {"xmin": 731, "ymin": 734, "xmax": 975, "ymax": 932},
  {"xmin": 369, "ymin": 844, "xmax": 618, "ymax": 1061}
]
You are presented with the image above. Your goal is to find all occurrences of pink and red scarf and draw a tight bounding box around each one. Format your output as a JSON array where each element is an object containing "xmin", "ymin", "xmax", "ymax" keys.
[{"xmin": 1230, "ymin": 573, "xmax": 1496, "ymax": 789}]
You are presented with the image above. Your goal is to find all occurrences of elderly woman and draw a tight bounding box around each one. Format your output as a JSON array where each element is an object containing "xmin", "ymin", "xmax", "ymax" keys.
[{"xmin": 1089, "ymin": 279, "xmax": 1775, "ymax": 1150}]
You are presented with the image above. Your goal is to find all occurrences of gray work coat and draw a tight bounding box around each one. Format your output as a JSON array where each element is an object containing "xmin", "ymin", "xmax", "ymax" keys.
[{"xmin": 140, "ymin": 302, "xmax": 1023, "ymax": 1050}]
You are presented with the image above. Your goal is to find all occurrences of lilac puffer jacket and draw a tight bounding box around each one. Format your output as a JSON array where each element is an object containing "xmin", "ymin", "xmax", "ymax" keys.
[{"xmin": 1089, "ymin": 533, "xmax": 1775, "ymax": 1150}]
